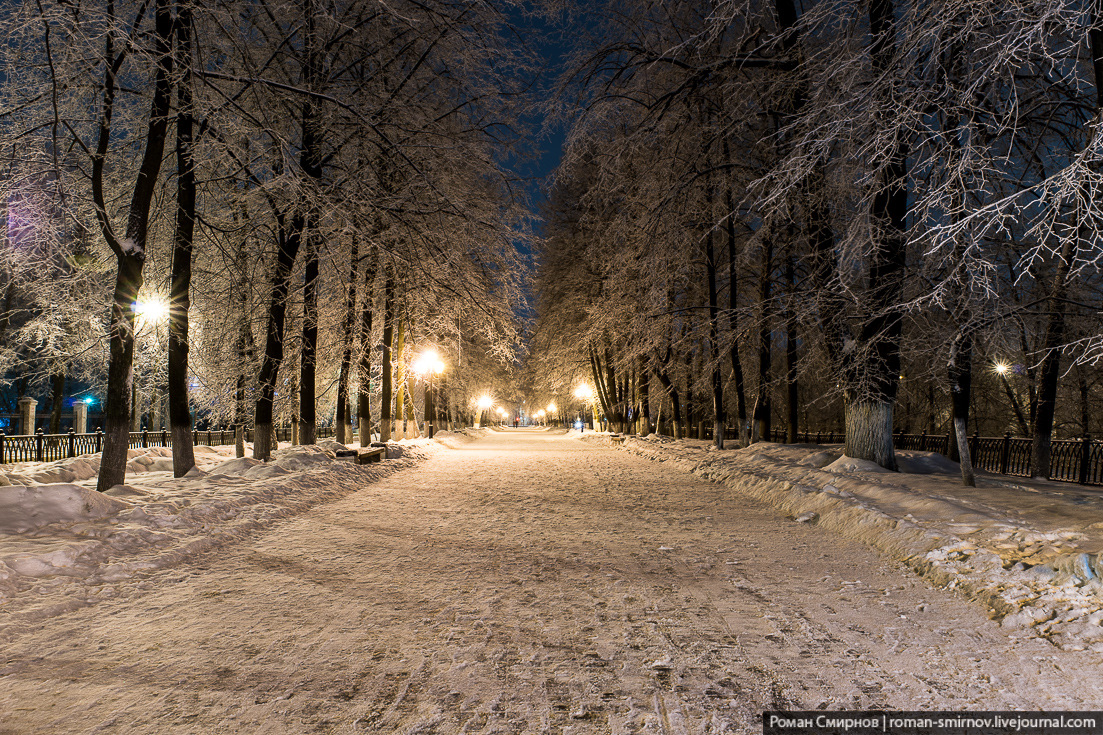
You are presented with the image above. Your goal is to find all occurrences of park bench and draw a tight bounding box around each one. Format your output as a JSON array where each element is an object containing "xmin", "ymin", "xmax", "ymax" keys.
[
  {"xmin": 357, "ymin": 447, "xmax": 386, "ymax": 464},
  {"xmin": 334, "ymin": 447, "xmax": 386, "ymax": 464},
  {"xmin": 609, "ymin": 434, "xmax": 625, "ymax": 445}
]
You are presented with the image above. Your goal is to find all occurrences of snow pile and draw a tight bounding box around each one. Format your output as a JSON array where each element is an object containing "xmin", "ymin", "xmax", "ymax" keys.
[
  {"xmin": 600, "ymin": 434, "xmax": 1103, "ymax": 651},
  {"xmin": 432, "ymin": 428, "xmax": 491, "ymax": 449},
  {"xmin": 0, "ymin": 485, "xmax": 132, "ymax": 534},
  {"xmin": 0, "ymin": 440, "xmax": 437, "ymax": 627}
]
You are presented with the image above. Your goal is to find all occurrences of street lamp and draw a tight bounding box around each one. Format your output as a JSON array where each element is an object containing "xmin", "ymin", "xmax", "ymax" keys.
[
  {"xmin": 133, "ymin": 294, "xmax": 169, "ymax": 431},
  {"xmin": 412, "ymin": 348, "xmax": 446, "ymax": 438},
  {"xmin": 547, "ymin": 402, "xmax": 556, "ymax": 427},
  {"xmin": 476, "ymin": 394, "xmax": 493, "ymax": 428},
  {"xmin": 574, "ymin": 384, "xmax": 594, "ymax": 432},
  {"xmin": 498, "ymin": 407, "xmax": 508, "ymax": 426},
  {"xmin": 535, "ymin": 409, "xmax": 546, "ymax": 426},
  {"xmin": 993, "ymin": 360, "xmax": 1029, "ymax": 436}
]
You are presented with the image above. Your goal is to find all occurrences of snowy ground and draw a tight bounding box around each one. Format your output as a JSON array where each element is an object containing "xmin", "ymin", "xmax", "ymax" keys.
[
  {"xmin": 1, "ymin": 428, "xmax": 1102, "ymax": 733},
  {"xmin": 601, "ymin": 432, "xmax": 1103, "ymax": 651}
]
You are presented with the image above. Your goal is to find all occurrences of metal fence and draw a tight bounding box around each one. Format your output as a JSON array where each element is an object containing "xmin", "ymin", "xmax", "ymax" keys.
[
  {"xmin": 0, "ymin": 425, "xmax": 337, "ymax": 464},
  {"xmin": 764, "ymin": 428, "xmax": 1101, "ymax": 486}
]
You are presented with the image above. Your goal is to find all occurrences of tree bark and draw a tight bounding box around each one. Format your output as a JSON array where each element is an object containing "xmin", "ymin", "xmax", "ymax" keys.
[
  {"xmin": 949, "ymin": 332, "xmax": 976, "ymax": 486},
  {"xmin": 169, "ymin": 0, "xmax": 196, "ymax": 476},
  {"xmin": 844, "ymin": 0, "xmax": 907, "ymax": 471},
  {"xmin": 652, "ymin": 359, "xmax": 682, "ymax": 439},
  {"xmin": 299, "ymin": 232, "xmax": 318, "ymax": 445},
  {"xmin": 784, "ymin": 249, "xmax": 799, "ymax": 443},
  {"xmin": 754, "ymin": 237, "xmax": 773, "ymax": 442},
  {"xmin": 94, "ymin": 0, "xmax": 173, "ymax": 493},
  {"xmin": 357, "ymin": 249, "xmax": 376, "ymax": 447},
  {"xmin": 49, "ymin": 371, "xmax": 64, "ymax": 434},
  {"xmin": 336, "ymin": 241, "xmax": 358, "ymax": 444},
  {"xmin": 394, "ymin": 319, "xmax": 406, "ymax": 438},
  {"xmin": 722, "ymin": 146, "xmax": 749, "ymax": 446},
  {"xmin": 706, "ymin": 206, "xmax": 724, "ymax": 449},
  {"xmin": 379, "ymin": 263, "xmax": 395, "ymax": 442},
  {"xmin": 253, "ymin": 213, "xmax": 302, "ymax": 461}
]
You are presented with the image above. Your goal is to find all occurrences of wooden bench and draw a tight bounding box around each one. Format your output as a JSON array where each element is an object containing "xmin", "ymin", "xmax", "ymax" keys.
[
  {"xmin": 609, "ymin": 434, "xmax": 625, "ymax": 445},
  {"xmin": 357, "ymin": 447, "xmax": 386, "ymax": 464}
]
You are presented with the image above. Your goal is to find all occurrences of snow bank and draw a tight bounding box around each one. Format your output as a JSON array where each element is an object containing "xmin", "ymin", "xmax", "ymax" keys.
[
  {"xmin": 0, "ymin": 485, "xmax": 131, "ymax": 534},
  {"xmin": 0, "ymin": 441, "xmax": 438, "ymax": 629},
  {"xmin": 601, "ymin": 434, "xmax": 1103, "ymax": 651},
  {"xmin": 433, "ymin": 428, "xmax": 491, "ymax": 449}
]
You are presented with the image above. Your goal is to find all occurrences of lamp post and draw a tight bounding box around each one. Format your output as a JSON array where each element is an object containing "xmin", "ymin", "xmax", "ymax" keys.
[
  {"xmin": 412, "ymin": 348, "xmax": 446, "ymax": 438},
  {"xmin": 535, "ymin": 409, "xmax": 546, "ymax": 426},
  {"xmin": 547, "ymin": 402, "xmax": 557, "ymax": 428},
  {"xmin": 573, "ymin": 384, "xmax": 594, "ymax": 432},
  {"xmin": 134, "ymin": 295, "xmax": 169, "ymax": 431},
  {"xmin": 498, "ymin": 407, "xmax": 508, "ymax": 426},
  {"xmin": 476, "ymin": 394, "xmax": 493, "ymax": 428},
  {"xmin": 994, "ymin": 360, "xmax": 1029, "ymax": 436}
]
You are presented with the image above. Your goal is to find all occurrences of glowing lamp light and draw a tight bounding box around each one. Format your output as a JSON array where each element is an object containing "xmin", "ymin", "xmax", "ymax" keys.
[
  {"xmin": 994, "ymin": 361, "xmax": 1010, "ymax": 375},
  {"xmin": 547, "ymin": 402, "xmax": 556, "ymax": 413},
  {"xmin": 134, "ymin": 296, "xmax": 169, "ymax": 324},
  {"xmin": 574, "ymin": 384, "xmax": 594, "ymax": 401},
  {"xmin": 477, "ymin": 395, "xmax": 494, "ymax": 411},
  {"xmin": 535, "ymin": 409, "xmax": 545, "ymax": 418},
  {"xmin": 84, "ymin": 397, "xmax": 95, "ymax": 406},
  {"xmin": 412, "ymin": 348, "xmax": 446, "ymax": 377}
]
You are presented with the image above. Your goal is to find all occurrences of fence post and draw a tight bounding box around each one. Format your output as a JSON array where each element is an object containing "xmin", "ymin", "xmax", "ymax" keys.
[
  {"xmin": 35, "ymin": 430, "xmax": 44, "ymax": 462},
  {"xmin": 95, "ymin": 429, "xmax": 103, "ymax": 454},
  {"xmin": 970, "ymin": 432, "xmax": 978, "ymax": 462},
  {"xmin": 142, "ymin": 428, "xmax": 148, "ymax": 449},
  {"xmin": 68, "ymin": 429, "xmax": 76, "ymax": 459},
  {"xmin": 920, "ymin": 430, "xmax": 927, "ymax": 452},
  {"xmin": 0, "ymin": 433, "xmax": 6, "ymax": 464},
  {"xmin": 161, "ymin": 429, "xmax": 168, "ymax": 447},
  {"xmin": 1080, "ymin": 434, "xmax": 1092, "ymax": 485},
  {"xmin": 1000, "ymin": 431, "xmax": 1011, "ymax": 475},
  {"xmin": 18, "ymin": 397, "xmax": 37, "ymax": 436},
  {"xmin": 193, "ymin": 429, "xmax": 199, "ymax": 446}
]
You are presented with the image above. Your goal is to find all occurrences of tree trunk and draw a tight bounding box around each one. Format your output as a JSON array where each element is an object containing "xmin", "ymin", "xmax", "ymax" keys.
[
  {"xmin": 94, "ymin": 0, "xmax": 173, "ymax": 493},
  {"xmin": 232, "ymin": 212, "xmax": 253, "ymax": 459},
  {"xmin": 379, "ymin": 263, "xmax": 395, "ymax": 442},
  {"xmin": 754, "ymin": 237, "xmax": 773, "ymax": 442},
  {"xmin": 723, "ymin": 140, "xmax": 748, "ymax": 446},
  {"xmin": 336, "ymin": 241, "xmax": 359, "ymax": 444},
  {"xmin": 357, "ymin": 250, "xmax": 376, "ymax": 447},
  {"xmin": 843, "ymin": 0, "xmax": 906, "ymax": 471},
  {"xmin": 949, "ymin": 332, "xmax": 976, "ymax": 486},
  {"xmin": 784, "ymin": 247, "xmax": 799, "ymax": 443},
  {"xmin": 253, "ymin": 213, "xmax": 302, "ymax": 461},
  {"xmin": 706, "ymin": 209, "xmax": 724, "ymax": 449},
  {"xmin": 298, "ymin": 233, "xmax": 318, "ymax": 445},
  {"xmin": 844, "ymin": 398, "xmax": 895, "ymax": 469},
  {"xmin": 639, "ymin": 357, "xmax": 651, "ymax": 436},
  {"xmin": 1031, "ymin": 243, "xmax": 1073, "ymax": 479},
  {"xmin": 295, "ymin": 0, "xmax": 322, "ymax": 447},
  {"xmin": 653, "ymin": 362, "xmax": 682, "ymax": 439},
  {"xmin": 49, "ymin": 371, "xmax": 64, "ymax": 434},
  {"xmin": 169, "ymin": 0, "xmax": 196, "ymax": 477}
]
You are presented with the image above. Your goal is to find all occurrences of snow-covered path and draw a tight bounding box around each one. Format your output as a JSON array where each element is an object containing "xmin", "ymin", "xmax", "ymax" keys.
[{"xmin": 2, "ymin": 428, "xmax": 1101, "ymax": 733}]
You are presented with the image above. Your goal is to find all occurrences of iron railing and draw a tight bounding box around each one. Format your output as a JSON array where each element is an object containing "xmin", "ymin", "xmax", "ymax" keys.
[
  {"xmin": 645, "ymin": 421, "xmax": 1099, "ymax": 486},
  {"xmin": 764, "ymin": 428, "xmax": 1099, "ymax": 486},
  {"xmin": 0, "ymin": 425, "xmax": 337, "ymax": 464}
]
